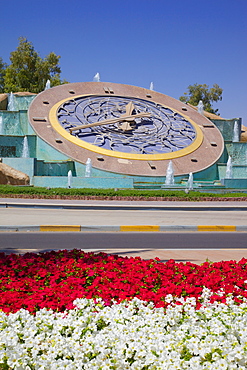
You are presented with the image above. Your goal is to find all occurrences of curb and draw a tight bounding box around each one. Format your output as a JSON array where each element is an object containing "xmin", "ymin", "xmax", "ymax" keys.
[
  {"xmin": 0, "ymin": 225, "xmax": 247, "ymax": 232},
  {"xmin": 1, "ymin": 202, "xmax": 247, "ymax": 211}
]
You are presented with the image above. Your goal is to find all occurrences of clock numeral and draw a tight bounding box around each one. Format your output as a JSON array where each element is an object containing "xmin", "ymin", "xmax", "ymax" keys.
[
  {"xmin": 103, "ymin": 87, "xmax": 114, "ymax": 94},
  {"xmin": 148, "ymin": 162, "xmax": 156, "ymax": 170},
  {"xmin": 202, "ymin": 123, "xmax": 214, "ymax": 128},
  {"xmin": 33, "ymin": 117, "xmax": 47, "ymax": 122}
]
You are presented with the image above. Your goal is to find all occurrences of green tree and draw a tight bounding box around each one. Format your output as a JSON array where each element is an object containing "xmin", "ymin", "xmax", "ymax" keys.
[
  {"xmin": 3, "ymin": 37, "xmax": 68, "ymax": 93},
  {"xmin": 0, "ymin": 57, "xmax": 7, "ymax": 93},
  {"xmin": 179, "ymin": 83, "xmax": 223, "ymax": 115}
]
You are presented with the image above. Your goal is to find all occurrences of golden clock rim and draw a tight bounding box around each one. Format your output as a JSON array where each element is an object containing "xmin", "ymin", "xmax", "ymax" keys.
[{"xmin": 49, "ymin": 93, "xmax": 203, "ymax": 161}]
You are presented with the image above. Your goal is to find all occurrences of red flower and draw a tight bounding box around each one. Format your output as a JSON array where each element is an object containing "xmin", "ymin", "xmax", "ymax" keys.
[{"xmin": 0, "ymin": 250, "xmax": 247, "ymax": 314}]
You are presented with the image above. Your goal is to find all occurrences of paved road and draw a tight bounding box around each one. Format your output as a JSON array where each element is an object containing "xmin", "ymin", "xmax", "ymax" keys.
[
  {"xmin": 1, "ymin": 230, "xmax": 247, "ymax": 249},
  {"xmin": 1, "ymin": 231, "xmax": 247, "ymax": 264},
  {"xmin": 1, "ymin": 198, "xmax": 247, "ymax": 263}
]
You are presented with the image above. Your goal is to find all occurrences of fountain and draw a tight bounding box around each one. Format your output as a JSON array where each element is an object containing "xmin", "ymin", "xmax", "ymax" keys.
[
  {"xmin": 85, "ymin": 158, "xmax": 92, "ymax": 177},
  {"xmin": 225, "ymin": 156, "xmax": 233, "ymax": 179},
  {"xmin": 232, "ymin": 121, "xmax": 239, "ymax": 142},
  {"xmin": 197, "ymin": 100, "xmax": 204, "ymax": 115},
  {"xmin": 186, "ymin": 172, "xmax": 194, "ymax": 190},
  {"xmin": 165, "ymin": 160, "xmax": 174, "ymax": 185},
  {"xmin": 0, "ymin": 116, "xmax": 3, "ymax": 135},
  {"xmin": 7, "ymin": 92, "xmax": 15, "ymax": 111},
  {"xmin": 22, "ymin": 136, "xmax": 30, "ymax": 158},
  {"xmin": 67, "ymin": 170, "xmax": 72, "ymax": 188},
  {"xmin": 93, "ymin": 73, "xmax": 100, "ymax": 82},
  {"xmin": 45, "ymin": 79, "xmax": 51, "ymax": 90},
  {"xmin": 149, "ymin": 82, "xmax": 154, "ymax": 91},
  {"xmin": 57, "ymin": 163, "xmax": 61, "ymax": 176}
]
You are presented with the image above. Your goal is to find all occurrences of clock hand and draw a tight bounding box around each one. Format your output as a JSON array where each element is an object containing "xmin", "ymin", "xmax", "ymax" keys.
[
  {"xmin": 123, "ymin": 101, "xmax": 135, "ymax": 117},
  {"xmin": 118, "ymin": 101, "xmax": 148, "ymax": 131},
  {"xmin": 69, "ymin": 110, "xmax": 151, "ymax": 133}
]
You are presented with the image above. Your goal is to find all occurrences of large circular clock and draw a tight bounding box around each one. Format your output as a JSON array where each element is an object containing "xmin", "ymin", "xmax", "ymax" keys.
[{"xmin": 28, "ymin": 82, "xmax": 224, "ymax": 176}]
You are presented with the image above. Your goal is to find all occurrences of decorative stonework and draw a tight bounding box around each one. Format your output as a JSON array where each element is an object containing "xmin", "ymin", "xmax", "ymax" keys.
[{"xmin": 29, "ymin": 82, "xmax": 224, "ymax": 177}]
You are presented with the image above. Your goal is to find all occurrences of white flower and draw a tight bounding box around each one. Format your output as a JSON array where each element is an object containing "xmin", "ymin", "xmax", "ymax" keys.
[{"xmin": 1, "ymin": 292, "xmax": 247, "ymax": 368}]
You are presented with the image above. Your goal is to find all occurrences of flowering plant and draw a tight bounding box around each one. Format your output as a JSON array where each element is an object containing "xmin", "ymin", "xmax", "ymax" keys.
[
  {"xmin": 1, "ymin": 250, "xmax": 247, "ymax": 369},
  {"xmin": 1, "ymin": 249, "xmax": 247, "ymax": 313},
  {"xmin": 1, "ymin": 295, "xmax": 247, "ymax": 369}
]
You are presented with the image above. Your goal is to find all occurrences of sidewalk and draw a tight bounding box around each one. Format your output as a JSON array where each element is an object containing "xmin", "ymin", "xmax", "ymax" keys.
[{"xmin": 100, "ymin": 248, "xmax": 247, "ymax": 265}]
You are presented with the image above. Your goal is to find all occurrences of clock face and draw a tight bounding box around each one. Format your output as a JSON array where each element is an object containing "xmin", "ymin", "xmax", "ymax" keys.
[
  {"xmin": 28, "ymin": 82, "xmax": 224, "ymax": 176},
  {"xmin": 55, "ymin": 95, "xmax": 198, "ymax": 157}
]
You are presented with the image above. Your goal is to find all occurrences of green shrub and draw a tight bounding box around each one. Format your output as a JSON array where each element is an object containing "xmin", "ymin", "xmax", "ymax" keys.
[{"xmin": 0, "ymin": 184, "xmax": 247, "ymax": 200}]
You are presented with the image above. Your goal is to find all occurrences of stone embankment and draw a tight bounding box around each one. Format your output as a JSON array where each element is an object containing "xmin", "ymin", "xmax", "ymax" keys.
[{"xmin": 0, "ymin": 163, "xmax": 29, "ymax": 185}]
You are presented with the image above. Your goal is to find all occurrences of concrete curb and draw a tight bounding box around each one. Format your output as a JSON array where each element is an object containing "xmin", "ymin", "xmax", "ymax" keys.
[
  {"xmin": 1, "ymin": 225, "xmax": 247, "ymax": 232},
  {"xmin": 1, "ymin": 201, "xmax": 247, "ymax": 211}
]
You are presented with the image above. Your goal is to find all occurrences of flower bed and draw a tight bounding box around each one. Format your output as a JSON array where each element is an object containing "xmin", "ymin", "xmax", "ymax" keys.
[
  {"xmin": 1, "ymin": 250, "xmax": 247, "ymax": 313},
  {"xmin": 1, "ymin": 296, "xmax": 247, "ymax": 369},
  {"xmin": 1, "ymin": 250, "xmax": 247, "ymax": 369}
]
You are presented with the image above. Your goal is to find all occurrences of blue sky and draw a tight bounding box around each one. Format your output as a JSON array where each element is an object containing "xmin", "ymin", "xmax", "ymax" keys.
[{"xmin": 1, "ymin": 0, "xmax": 247, "ymax": 124}]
